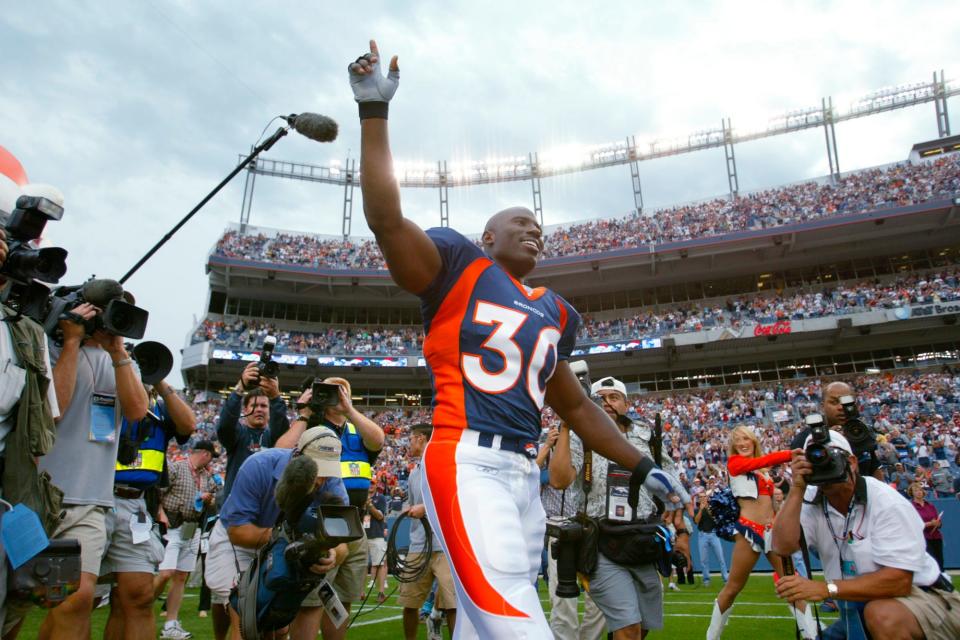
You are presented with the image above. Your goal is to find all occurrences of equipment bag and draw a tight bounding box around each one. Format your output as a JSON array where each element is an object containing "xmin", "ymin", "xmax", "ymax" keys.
[
  {"xmin": 596, "ymin": 519, "xmax": 672, "ymax": 567},
  {"xmin": 574, "ymin": 513, "xmax": 600, "ymax": 575},
  {"xmin": 231, "ymin": 533, "xmax": 320, "ymax": 639}
]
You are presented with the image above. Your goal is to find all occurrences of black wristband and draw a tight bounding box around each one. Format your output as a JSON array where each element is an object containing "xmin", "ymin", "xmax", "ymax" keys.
[
  {"xmin": 632, "ymin": 457, "xmax": 656, "ymax": 484},
  {"xmin": 358, "ymin": 101, "xmax": 389, "ymax": 120}
]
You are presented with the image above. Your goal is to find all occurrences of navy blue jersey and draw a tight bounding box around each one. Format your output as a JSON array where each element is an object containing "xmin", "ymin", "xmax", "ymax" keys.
[{"xmin": 418, "ymin": 228, "xmax": 580, "ymax": 441}]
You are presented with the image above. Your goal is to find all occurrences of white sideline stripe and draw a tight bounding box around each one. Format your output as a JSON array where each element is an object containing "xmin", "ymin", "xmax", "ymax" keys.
[
  {"xmin": 537, "ymin": 597, "xmax": 806, "ymax": 607},
  {"xmin": 346, "ymin": 611, "xmax": 822, "ymax": 627},
  {"xmin": 350, "ymin": 614, "xmax": 404, "ymax": 627}
]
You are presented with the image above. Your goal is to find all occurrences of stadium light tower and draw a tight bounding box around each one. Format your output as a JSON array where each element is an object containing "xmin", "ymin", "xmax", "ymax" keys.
[{"xmin": 235, "ymin": 72, "xmax": 959, "ymax": 235}]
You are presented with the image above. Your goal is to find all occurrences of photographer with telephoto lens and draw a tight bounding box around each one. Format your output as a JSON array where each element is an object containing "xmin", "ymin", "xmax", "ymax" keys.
[
  {"xmin": 550, "ymin": 376, "xmax": 688, "ymax": 639},
  {"xmin": 772, "ymin": 430, "xmax": 960, "ymax": 639},
  {"xmin": 791, "ymin": 382, "xmax": 883, "ymax": 482},
  {"xmin": 16, "ymin": 281, "xmax": 150, "ymax": 639},
  {"xmin": 0, "ymin": 214, "xmax": 63, "ymax": 635}
]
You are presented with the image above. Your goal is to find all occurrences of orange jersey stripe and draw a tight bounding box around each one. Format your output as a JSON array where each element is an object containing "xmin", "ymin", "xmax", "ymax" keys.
[
  {"xmin": 423, "ymin": 257, "xmax": 492, "ymax": 429},
  {"xmin": 424, "ymin": 427, "xmax": 529, "ymax": 618}
]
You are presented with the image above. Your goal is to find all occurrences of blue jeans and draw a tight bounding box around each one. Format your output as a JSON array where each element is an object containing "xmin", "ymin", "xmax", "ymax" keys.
[
  {"xmin": 821, "ymin": 601, "xmax": 868, "ymax": 640},
  {"xmin": 792, "ymin": 550, "xmax": 808, "ymax": 578},
  {"xmin": 697, "ymin": 530, "xmax": 728, "ymax": 584}
]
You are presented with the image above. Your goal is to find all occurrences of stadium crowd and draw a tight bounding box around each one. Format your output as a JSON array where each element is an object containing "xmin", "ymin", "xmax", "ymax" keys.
[
  {"xmin": 213, "ymin": 154, "xmax": 960, "ymax": 270},
  {"xmin": 192, "ymin": 264, "xmax": 960, "ymax": 355},
  {"xmin": 172, "ymin": 368, "xmax": 960, "ymax": 507}
]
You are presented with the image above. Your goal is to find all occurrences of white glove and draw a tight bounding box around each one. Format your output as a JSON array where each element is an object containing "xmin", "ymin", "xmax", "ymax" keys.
[
  {"xmin": 348, "ymin": 40, "xmax": 399, "ymax": 103},
  {"xmin": 629, "ymin": 459, "xmax": 684, "ymax": 512}
]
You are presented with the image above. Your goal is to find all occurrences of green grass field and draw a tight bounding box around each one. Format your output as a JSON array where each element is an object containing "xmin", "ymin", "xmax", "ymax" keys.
[{"xmin": 17, "ymin": 573, "xmax": 866, "ymax": 639}]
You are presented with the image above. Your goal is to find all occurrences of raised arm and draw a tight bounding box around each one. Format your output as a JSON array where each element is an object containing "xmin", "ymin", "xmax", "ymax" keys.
[
  {"xmin": 351, "ymin": 39, "xmax": 441, "ymax": 294},
  {"xmin": 727, "ymin": 450, "xmax": 793, "ymax": 476}
]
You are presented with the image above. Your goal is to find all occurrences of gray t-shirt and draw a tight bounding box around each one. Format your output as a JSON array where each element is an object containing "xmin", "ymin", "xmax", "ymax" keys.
[
  {"xmin": 407, "ymin": 460, "xmax": 441, "ymax": 553},
  {"xmin": 39, "ymin": 342, "xmax": 130, "ymax": 507}
]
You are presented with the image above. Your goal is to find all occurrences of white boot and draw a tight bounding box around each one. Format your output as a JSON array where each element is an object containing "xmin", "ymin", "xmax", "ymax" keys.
[
  {"xmin": 707, "ymin": 599, "xmax": 732, "ymax": 640},
  {"xmin": 788, "ymin": 603, "xmax": 819, "ymax": 640}
]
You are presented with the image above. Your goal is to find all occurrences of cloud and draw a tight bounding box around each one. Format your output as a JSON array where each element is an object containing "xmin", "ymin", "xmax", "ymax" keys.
[{"xmin": 1, "ymin": 0, "xmax": 957, "ymax": 385}]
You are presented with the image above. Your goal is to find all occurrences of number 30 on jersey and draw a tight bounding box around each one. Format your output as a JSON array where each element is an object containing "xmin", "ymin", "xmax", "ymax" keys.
[{"xmin": 461, "ymin": 300, "xmax": 561, "ymax": 408}]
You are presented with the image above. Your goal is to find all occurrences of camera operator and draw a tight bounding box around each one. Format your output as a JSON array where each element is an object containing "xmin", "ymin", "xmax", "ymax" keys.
[
  {"xmin": 154, "ymin": 441, "xmax": 220, "ymax": 640},
  {"xmin": 792, "ymin": 382, "xmax": 883, "ymax": 482},
  {"xmin": 23, "ymin": 298, "xmax": 150, "ymax": 639},
  {"xmin": 772, "ymin": 430, "xmax": 960, "ymax": 639},
  {"xmin": 277, "ymin": 376, "xmax": 384, "ymax": 640},
  {"xmin": 204, "ymin": 427, "xmax": 349, "ymax": 640},
  {"xmin": 217, "ymin": 361, "xmax": 292, "ymax": 503},
  {"xmin": 550, "ymin": 377, "xmax": 689, "ymax": 639},
  {"xmin": 101, "ymin": 375, "xmax": 196, "ymax": 640},
  {"xmin": 398, "ymin": 423, "xmax": 457, "ymax": 640},
  {"xmin": 0, "ymin": 228, "xmax": 62, "ymax": 633},
  {"xmin": 541, "ymin": 423, "xmax": 606, "ymax": 640}
]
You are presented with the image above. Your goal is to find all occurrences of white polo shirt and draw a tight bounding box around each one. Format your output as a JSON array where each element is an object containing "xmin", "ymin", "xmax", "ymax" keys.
[{"xmin": 801, "ymin": 476, "xmax": 941, "ymax": 586}]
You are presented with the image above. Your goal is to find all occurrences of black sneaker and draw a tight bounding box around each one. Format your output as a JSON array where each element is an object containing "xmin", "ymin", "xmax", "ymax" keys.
[{"xmin": 677, "ymin": 572, "xmax": 686, "ymax": 585}]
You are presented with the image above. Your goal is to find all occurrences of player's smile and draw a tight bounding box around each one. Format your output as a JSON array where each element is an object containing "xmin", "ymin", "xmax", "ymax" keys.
[{"xmin": 520, "ymin": 236, "xmax": 542, "ymax": 256}]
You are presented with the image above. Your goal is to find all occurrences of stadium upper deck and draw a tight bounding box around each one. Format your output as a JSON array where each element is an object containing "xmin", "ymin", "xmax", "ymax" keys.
[{"xmin": 185, "ymin": 149, "xmax": 960, "ymax": 401}]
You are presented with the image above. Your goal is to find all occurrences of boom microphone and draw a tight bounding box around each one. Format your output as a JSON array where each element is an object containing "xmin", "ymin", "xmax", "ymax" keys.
[
  {"xmin": 283, "ymin": 113, "xmax": 338, "ymax": 143},
  {"xmin": 80, "ymin": 278, "xmax": 125, "ymax": 307},
  {"xmin": 275, "ymin": 455, "xmax": 318, "ymax": 524}
]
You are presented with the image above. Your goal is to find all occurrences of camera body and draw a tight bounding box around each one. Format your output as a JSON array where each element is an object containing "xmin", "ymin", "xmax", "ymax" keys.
[
  {"xmin": 0, "ymin": 196, "xmax": 68, "ymax": 286},
  {"xmin": 0, "ymin": 196, "xmax": 69, "ymax": 320},
  {"xmin": 546, "ymin": 516, "xmax": 585, "ymax": 598},
  {"xmin": 310, "ymin": 380, "xmax": 343, "ymax": 410},
  {"xmin": 40, "ymin": 279, "xmax": 149, "ymax": 342},
  {"xmin": 283, "ymin": 504, "xmax": 364, "ymax": 571},
  {"xmin": 8, "ymin": 539, "xmax": 82, "ymax": 608},
  {"xmin": 838, "ymin": 395, "xmax": 879, "ymax": 475},
  {"xmin": 256, "ymin": 335, "xmax": 279, "ymax": 379},
  {"xmin": 803, "ymin": 414, "xmax": 849, "ymax": 486}
]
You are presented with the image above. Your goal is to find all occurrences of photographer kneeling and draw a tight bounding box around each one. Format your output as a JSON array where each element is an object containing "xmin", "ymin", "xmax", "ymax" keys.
[
  {"xmin": 204, "ymin": 427, "xmax": 349, "ymax": 640},
  {"xmin": 772, "ymin": 429, "xmax": 960, "ymax": 640}
]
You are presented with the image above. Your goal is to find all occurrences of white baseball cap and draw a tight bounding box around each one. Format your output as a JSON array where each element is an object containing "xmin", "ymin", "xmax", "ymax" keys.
[
  {"xmin": 803, "ymin": 430, "xmax": 853, "ymax": 456},
  {"xmin": 591, "ymin": 376, "xmax": 627, "ymax": 397}
]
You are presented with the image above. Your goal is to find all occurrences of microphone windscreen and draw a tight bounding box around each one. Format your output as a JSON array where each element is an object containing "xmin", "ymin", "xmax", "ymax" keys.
[
  {"xmin": 81, "ymin": 279, "xmax": 124, "ymax": 307},
  {"xmin": 275, "ymin": 455, "xmax": 318, "ymax": 522},
  {"xmin": 292, "ymin": 113, "xmax": 338, "ymax": 143}
]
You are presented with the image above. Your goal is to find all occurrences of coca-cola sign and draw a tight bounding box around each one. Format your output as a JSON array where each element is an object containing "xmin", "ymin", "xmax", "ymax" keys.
[{"xmin": 753, "ymin": 320, "xmax": 792, "ymax": 337}]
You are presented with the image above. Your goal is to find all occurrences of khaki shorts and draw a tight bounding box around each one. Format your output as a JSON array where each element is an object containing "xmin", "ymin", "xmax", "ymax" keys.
[
  {"xmin": 368, "ymin": 537, "xmax": 388, "ymax": 567},
  {"xmin": 53, "ymin": 504, "xmax": 109, "ymax": 576},
  {"xmin": 101, "ymin": 497, "xmax": 165, "ymax": 576},
  {"xmin": 159, "ymin": 526, "xmax": 201, "ymax": 573},
  {"xmin": 323, "ymin": 533, "xmax": 368, "ymax": 604},
  {"xmin": 204, "ymin": 521, "xmax": 256, "ymax": 605},
  {"xmin": 898, "ymin": 584, "xmax": 960, "ymax": 640},
  {"xmin": 397, "ymin": 552, "xmax": 456, "ymax": 610}
]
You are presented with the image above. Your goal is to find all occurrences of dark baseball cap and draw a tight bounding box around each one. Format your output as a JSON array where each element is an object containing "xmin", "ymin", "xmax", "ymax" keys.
[
  {"xmin": 410, "ymin": 423, "xmax": 433, "ymax": 436},
  {"xmin": 193, "ymin": 440, "xmax": 219, "ymax": 458}
]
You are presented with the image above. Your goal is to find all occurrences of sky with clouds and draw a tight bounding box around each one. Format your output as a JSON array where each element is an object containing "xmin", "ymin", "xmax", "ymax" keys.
[{"xmin": 1, "ymin": 0, "xmax": 957, "ymax": 385}]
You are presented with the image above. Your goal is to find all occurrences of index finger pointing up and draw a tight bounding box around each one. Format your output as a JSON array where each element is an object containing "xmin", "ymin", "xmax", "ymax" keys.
[{"xmin": 369, "ymin": 39, "xmax": 379, "ymax": 58}]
